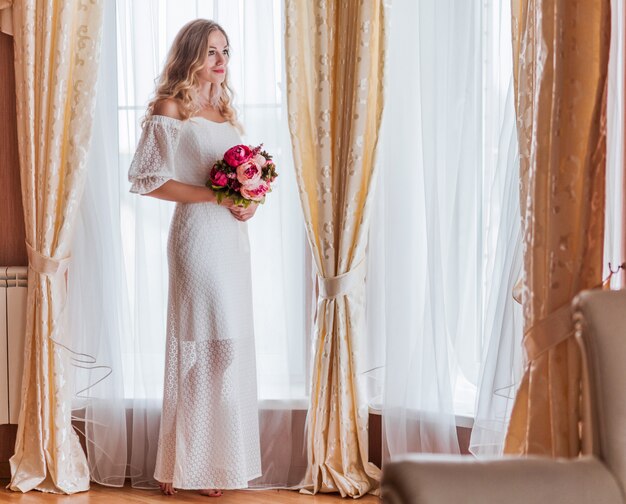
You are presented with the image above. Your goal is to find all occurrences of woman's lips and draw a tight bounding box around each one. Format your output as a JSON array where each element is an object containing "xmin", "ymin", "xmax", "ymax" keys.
[{"xmin": 213, "ymin": 68, "xmax": 225, "ymax": 74}]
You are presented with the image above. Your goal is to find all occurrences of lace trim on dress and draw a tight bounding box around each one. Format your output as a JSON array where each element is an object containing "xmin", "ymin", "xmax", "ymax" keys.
[{"xmin": 128, "ymin": 116, "xmax": 183, "ymax": 194}]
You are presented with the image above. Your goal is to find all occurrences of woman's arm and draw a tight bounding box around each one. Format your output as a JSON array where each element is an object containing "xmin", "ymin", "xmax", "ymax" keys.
[
  {"xmin": 145, "ymin": 179, "xmax": 256, "ymax": 221},
  {"xmin": 144, "ymin": 179, "xmax": 217, "ymax": 204}
]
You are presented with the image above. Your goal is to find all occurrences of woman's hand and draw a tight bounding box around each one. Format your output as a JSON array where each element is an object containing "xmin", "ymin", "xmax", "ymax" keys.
[{"xmin": 228, "ymin": 202, "xmax": 258, "ymax": 222}]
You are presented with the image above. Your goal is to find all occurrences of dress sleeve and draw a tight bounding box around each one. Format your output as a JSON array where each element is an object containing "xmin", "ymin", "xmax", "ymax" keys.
[{"xmin": 128, "ymin": 115, "xmax": 183, "ymax": 194}]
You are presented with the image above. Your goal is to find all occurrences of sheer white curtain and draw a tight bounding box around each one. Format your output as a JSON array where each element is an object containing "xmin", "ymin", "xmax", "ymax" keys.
[
  {"xmin": 607, "ymin": 0, "xmax": 625, "ymax": 289},
  {"xmin": 368, "ymin": 0, "xmax": 523, "ymax": 458},
  {"xmin": 69, "ymin": 0, "xmax": 308, "ymax": 489},
  {"xmin": 469, "ymin": 0, "xmax": 524, "ymax": 457},
  {"xmin": 68, "ymin": 0, "xmax": 130, "ymax": 485},
  {"xmin": 70, "ymin": 1, "xmax": 625, "ymax": 487}
]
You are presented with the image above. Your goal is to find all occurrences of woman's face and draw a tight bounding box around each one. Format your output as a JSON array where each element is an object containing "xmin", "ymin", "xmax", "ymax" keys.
[{"xmin": 198, "ymin": 29, "xmax": 229, "ymax": 85}]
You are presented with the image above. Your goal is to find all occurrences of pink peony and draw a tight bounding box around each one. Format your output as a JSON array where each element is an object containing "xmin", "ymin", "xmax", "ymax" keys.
[
  {"xmin": 236, "ymin": 161, "xmax": 263, "ymax": 186},
  {"xmin": 210, "ymin": 167, "xmax": 229, "ymax": 187},
  {"xmin": 240, "ymin": 181, "xmax": 270, "ymax": 201},
  {"xmin": 224, "ymin": 144, "xmax": 253, "ymax": 167}
]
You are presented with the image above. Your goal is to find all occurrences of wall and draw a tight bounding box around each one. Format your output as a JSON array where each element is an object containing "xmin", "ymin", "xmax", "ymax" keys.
[
  {"xmin": 0, "ymin": 32, "xmax": 25, "ymax": 267},
  {"xmin": 0, "ymin": 30, "xmax": 24, "ymax": 479}
]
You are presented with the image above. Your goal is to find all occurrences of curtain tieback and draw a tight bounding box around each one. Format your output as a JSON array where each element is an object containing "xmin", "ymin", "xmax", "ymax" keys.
[
  {"xmin": 523, "ymin": 277, "xmax": 608, "ymax": 361},
  {"xmin": 522, "ymin": 303, "xmax": 572, "ymax": 361},
  {"xmin": 318, "ymin": 259, "xmax": 366, "ymax": 299},
  {"xmin": 26, "ymin": 241, "xmax": 70, "ymax": 276}
]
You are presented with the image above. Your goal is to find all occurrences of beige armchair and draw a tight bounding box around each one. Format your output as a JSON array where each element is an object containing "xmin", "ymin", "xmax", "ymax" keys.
[{"xmin": 381, "ymin": 289, "xmax": 626, "ymax": 504}]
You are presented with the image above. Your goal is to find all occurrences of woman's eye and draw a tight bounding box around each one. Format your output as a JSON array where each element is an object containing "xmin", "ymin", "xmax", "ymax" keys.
[
  {"xmin": 223, "ymin": 49, "xmax": 229, "ymax": 56},
  {"xmin": 208, "ymin": 50, "xmax": 216, "ymax": 56}
]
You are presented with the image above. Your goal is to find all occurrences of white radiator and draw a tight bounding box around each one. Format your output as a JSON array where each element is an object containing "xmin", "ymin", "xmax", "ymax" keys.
[{"xmin": 0, "ymin": 266, "xmax": 27, "ymax": 425}]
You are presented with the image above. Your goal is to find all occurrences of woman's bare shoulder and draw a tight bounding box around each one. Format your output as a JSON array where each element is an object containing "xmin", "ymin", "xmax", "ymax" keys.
[{"xmin": 152, "ymin": 98, "xmax": 184, "ymax": 120}]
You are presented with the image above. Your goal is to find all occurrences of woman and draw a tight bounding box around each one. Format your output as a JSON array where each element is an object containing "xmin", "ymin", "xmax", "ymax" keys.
[{"xmin": 128, "ymin": 20, "xmax": 261, "ymax": 497}]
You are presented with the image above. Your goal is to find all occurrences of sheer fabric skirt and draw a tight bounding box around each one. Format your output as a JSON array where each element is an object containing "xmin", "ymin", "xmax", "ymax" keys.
[{"xmin": 154, "ymin": 202, "xmax": 261, "ymax": 489}]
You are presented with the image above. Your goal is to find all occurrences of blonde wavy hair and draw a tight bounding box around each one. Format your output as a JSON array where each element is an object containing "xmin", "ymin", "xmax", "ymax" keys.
[{"xmin": 144, "ymin": 19, "xmax": 240, "ymax": 129}]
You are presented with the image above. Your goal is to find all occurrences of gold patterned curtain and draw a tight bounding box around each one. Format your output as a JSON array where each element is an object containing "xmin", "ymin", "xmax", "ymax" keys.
[
  {"xmin": 505, "ymin": 0, "xmax": 610, "ymax": 456},
  {"xmin": 8, "ymin": 0, "xmax": 104, "ymax": 493},
  {"xmin": 284, "ymin": 0, "xmax": 384, "ymax": 497}
]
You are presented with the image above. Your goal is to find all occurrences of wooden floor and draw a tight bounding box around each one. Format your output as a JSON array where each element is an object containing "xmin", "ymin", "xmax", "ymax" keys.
[{"xmin": 0, "ymin": 481, "xmax": 380, "ymax": 503}]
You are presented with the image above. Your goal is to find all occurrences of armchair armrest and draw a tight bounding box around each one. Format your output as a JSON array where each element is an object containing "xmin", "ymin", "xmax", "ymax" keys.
[{"xmin": 382, "ymin": 455, "xmax": 623, "ymax": 504}]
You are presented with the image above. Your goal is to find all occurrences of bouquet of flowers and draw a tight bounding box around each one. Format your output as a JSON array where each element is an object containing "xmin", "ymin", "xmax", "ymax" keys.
[{"xmin": 207, "ymin": 144, "xmax": 278, "ymax": 207}]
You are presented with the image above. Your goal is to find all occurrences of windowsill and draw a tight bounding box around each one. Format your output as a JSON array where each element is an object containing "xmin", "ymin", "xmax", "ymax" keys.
[
  {"xmin": 367, "ymin": 405, "xmax": 474, "ymax": 429},
  {"xmin": 259, "ymin": 400, "xmax": 475, "ymax": 429},
  {"xmin": 84, "ymin": 398, "xmax": 474, "ymax": 429},
  {"xmin": 260, "ymin": 399, "xmax": 476, "ymax": 429}
]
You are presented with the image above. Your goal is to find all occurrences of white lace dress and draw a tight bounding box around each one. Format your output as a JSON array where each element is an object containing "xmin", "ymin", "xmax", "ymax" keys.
[{"xmin": 128, "ymin": 115, "xmax": 261, "ymax": 489}]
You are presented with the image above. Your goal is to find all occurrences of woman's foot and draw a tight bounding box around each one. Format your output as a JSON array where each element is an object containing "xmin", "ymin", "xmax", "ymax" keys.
[
  {"xmin": 158, "ymin": 482, "xmax": 177, "ymax": 496},
  {"xmin": 199, "ymin": 489, "xmax": 223, "ymax": 497}
]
